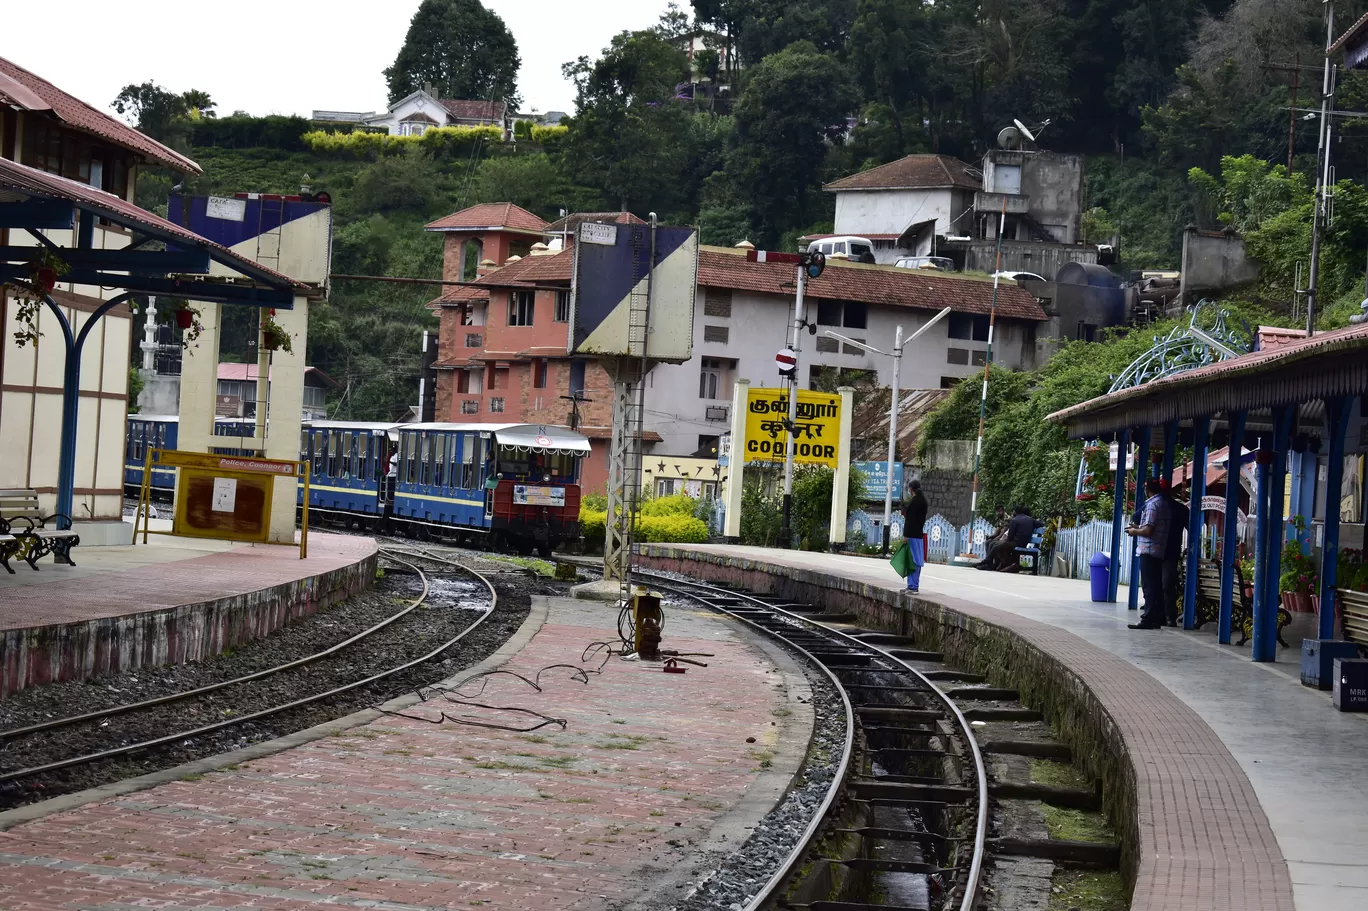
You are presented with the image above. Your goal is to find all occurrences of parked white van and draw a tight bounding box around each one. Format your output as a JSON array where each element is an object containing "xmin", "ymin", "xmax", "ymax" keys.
[
  {"xmin": 806, "ymin": 236, "xmax": 875, "ymax": 264},
  {"xmin": 894, "ymin": 255, "xmax": 956, "ymax": 272}
]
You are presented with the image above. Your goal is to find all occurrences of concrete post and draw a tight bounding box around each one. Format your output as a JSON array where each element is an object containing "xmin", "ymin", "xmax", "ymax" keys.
[
  {"xmin": 723, "ymin": 378, "xmax": 749, "ymax": 540},
  {"xmin": 829, "ymin": 385, "xmax": 854, "ymax": 549},
  {"xmin": 177, "ymin": 301, "xmax": 222, "ymax": 455},
  {"xmin": 264, "ymin": 296, "xmax": 309, "ymax": 545}
]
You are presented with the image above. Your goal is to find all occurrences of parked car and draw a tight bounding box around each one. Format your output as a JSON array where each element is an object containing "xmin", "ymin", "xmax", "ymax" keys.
[
  {"xmin": 894, "ymin": 256, "xmax": 956, "ymax": 272},
  {"xmin": 806, "ymin": 236, "xmax": 875, "ymax": 264}
]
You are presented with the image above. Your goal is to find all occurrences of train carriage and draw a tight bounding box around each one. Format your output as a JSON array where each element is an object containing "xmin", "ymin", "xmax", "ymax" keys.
[
  {"xmin": 299, "ymin": 421, "xmax": 399, "ymax": 519},
  {"xmin": 124, "ymin": 416, "xmax": 265, "ymax": 497}
]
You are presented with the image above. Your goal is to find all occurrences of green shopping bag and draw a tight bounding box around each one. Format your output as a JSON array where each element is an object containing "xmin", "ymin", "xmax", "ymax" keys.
[{"xmin": 889, "ymin": 539, "xmax": 913, "ymax": 577}]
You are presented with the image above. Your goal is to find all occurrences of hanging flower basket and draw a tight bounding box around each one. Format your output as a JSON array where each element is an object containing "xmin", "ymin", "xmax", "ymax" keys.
[
  {"xmin": 162, "ymin": 302, "xmax": 204, "ymax": 349},
  {"xmin": 175, "ymin": 308, "xmax": 195, "ymax": 330},
  {"xmin": 4, "ymin": 249, "xmax": 70, "ymax": 347},
  {"xmin": 261, "ymin": 312, "xmax": 293, "ymax": 354}
]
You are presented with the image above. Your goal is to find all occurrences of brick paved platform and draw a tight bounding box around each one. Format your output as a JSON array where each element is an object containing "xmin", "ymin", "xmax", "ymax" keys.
[
  {"xmin": 637, "ymin": 544, "xmax": 1328, "ymax": 911},
  {"xmin": 0, "ymin": 596, "xmax": 811, "ymax": 910},
  {"xmin": 0, "ymin": 531, "xmax": 377, "ymax": 695}
]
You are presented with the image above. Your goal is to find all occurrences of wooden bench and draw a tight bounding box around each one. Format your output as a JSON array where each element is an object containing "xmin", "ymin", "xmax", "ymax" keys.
[
  {"xmin": 1014, "ymin": 527, "xmax": 1046, "ymax": 576},
  {"xmin": 0, "ymin": 489, "xmax": 80, "ymax": 571},
  {"xmin": 1339, "ymin": 590, "xmax": 1368, "ymax": 649},
  {"xmin": 1193, "ymin": 559, "xmax": 1290, "ymax": 647}
]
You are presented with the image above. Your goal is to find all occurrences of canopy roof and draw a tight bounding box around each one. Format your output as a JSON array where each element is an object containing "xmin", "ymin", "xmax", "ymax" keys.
[
  {"xmin": 399, "ymin": 422, "xmax": 592, "ymax": 454},
  {"xmin": 1047, "ymin": 323, "xmax": 1368, "ymax": 438},
  {"xmin": 0, "ymin": 158, "xmax": 306, "ymax": 306}
]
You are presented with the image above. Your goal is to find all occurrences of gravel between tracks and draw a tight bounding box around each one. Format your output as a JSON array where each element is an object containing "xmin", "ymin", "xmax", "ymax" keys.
[{"xmin": 0, "ymin": 553, "xmax": 556, "ymax": 810}]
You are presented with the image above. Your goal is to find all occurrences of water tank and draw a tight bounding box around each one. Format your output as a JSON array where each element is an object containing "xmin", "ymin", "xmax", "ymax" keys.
[{"xmin": 1054, "ymin": 262, "xmax": 1124, "ymax": 340}]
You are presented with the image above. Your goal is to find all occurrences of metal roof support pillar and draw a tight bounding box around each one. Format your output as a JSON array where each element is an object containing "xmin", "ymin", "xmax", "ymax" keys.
[
  {"xmin": 1254, "ymin": 406, "xmax": 1293, "ymax": 662},
  {"xmin": 1183, "ymin": 415, "xmax": 1210, "ymax": 629},
  {"xmin": 1219, "ymin": 411, "xmax": 1247, "ymax": 644},
  {"xmin": 1319, "ymin": 397, "xmax": 1353, "ymax": 640},
  {"xmin": 1128, "ymin": 425, "xmax": 1152, "ymax": 612},
  {"xmin": 45, "ymin": 292, "xmax": 138, "ymax": 530},
  {"xmin": 1161, "ymin": 421, "xmax": 1178, "ymax": 481},
  {"xmin": 1290, "ymin": 439, "xmax": 1316, "ymax": 555},
  {"xmin": 1108, "ymin": 426, "xmax": 1130, "ymax": 603},
  {"xmin": 1251, "ymin": 446, "xmax": 1273, "ymax": 656}
]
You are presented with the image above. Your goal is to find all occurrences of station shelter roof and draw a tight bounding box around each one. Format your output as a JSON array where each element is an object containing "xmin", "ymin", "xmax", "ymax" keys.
[{"xmin": 1047, "ymin": 322, "xmax": 1368, "ymax": 439}]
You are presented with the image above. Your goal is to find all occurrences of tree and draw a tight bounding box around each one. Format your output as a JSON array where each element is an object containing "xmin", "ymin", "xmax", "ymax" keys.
[
  {"xmin": 561, "ymin": 29, "xmax": 696, "ymax": 213},
  {"xmin": 112, "ymin": 82, "xmax": 215, "ymax": 147},
  {"xmin": 725, "ymin": 41, "xmax": 858, "ymax": 244},
  {"xmin": 384, "ymin": 0, "xmax": 521, "ymax": 106}
]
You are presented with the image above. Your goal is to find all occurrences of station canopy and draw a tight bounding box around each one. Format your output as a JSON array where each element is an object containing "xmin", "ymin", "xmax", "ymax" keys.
[{"xmin": 401, "ymin": 423, "xmax": 593, "ymax": 455}]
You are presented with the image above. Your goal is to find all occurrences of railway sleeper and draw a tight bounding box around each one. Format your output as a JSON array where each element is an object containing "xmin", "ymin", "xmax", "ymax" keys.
[
  {"xmin": 989, "ymin": 835, "xmax": 1122, "ymax": 868},
  {"xmin": 981, "ymin": 739, "xmax": 1073, "ymax": 761},
  {"xmin": 990, "ymin": 780, "xmax": 1102, "ymax": 811},
  {"xmin": 919, "ymin": 669, "xmax": 987, "ymax": 683},
  {"xmin": 883, "ymin": 647, "xmax": 945, "ymax": 663},
  {"xmin": 962, "ymin": 706, "xmax": 1043, "ymax": 722},
  {"xmin": 806, "ymin": 902, "xmax": 927, "ymax": 911},
  {"xmin": 942, "ymin": 686, "xmax": 1020, "ymax": 701}
]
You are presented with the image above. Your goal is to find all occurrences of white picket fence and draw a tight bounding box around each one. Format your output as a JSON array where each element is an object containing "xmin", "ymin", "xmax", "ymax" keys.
[{"xmin": 1053, "ymin": 519, "xmax": 1133, "ymax": 585}]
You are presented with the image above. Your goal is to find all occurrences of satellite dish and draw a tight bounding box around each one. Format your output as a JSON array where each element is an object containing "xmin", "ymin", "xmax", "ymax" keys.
[
  {"xmin": 996, "ymin": 125, "xmax": 1022, "ymax": 149},
  {"xmin": 1013, "ymin": 118, "xmax": 1036, "ymax": 143}
]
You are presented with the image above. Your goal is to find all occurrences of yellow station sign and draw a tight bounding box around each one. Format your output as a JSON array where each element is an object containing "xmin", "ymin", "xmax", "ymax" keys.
[{"xmin": 744, "ymin": 388, "xmax": 841, "ymax": 468}]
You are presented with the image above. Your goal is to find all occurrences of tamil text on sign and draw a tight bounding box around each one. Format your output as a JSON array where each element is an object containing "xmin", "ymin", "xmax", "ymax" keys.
[{"xmin": 744, "ymin": 388, "xmax": 841, "ymax": 468}]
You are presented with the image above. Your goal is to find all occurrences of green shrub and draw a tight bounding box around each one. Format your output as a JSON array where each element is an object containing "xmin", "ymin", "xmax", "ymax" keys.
[
  {"xmin": 582, "ymin": 493, "xmax": 608, "ymax": 512},
  {"xmin": 636, "ymin": 514, "xmax": 709, "ymax": 543},
  {"xmin": 302, "ymin": 125, "xmax": 503, "ymax": 159},
  {"xmin": 530, "ymin": 124, "xmax": 568, "ymax": 146},
  {"xmin": 580, "ymin": 508, "xmax": 606, "ymax": 544},
  {"xmin": 641, "ymin": 493, "xmax": 698, "ymax": 517}
]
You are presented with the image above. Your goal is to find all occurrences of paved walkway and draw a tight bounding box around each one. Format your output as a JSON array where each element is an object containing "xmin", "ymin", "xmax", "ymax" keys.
[
  {"xmin": 0, "ymin": 529, "xmax": 376, "ymax": 630},
  {"xmin": 658, "ymin": 544, "xmax": 1368, "ymax": 911},
  {"xmin": 0, "ymin": 597, "xmax": 811, "ymax": 910}
]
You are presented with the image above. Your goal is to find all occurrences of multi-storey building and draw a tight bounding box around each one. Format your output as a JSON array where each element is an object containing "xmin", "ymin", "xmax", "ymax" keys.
[{"xmin": 425, "ymin": 205, "xmax": 1049, "ymax": 494}]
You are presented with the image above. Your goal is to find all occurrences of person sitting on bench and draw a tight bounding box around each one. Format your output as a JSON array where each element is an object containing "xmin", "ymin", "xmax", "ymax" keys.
[
  {"xmin": 974, "ymin": 506, "xmax": 1010, "ymax": 571},
  {"xmin": 984, "ymin": 505, "xmax": 1036, "ymax": 573}
]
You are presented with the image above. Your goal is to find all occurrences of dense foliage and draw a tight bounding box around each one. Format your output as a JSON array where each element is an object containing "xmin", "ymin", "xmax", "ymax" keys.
[{"xmin": 383, "ymin": 0, "xmax": 521, "ymax": 107}]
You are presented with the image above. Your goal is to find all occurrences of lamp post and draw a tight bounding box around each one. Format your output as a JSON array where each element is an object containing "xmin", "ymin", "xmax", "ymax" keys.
[{"xmin": 827, "ymin": 306, "xmax": 951, "ymax": 554}]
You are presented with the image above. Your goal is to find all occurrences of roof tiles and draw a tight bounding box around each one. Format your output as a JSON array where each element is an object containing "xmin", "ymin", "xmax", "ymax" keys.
[
  {"xmin": 825, "ymin": 154, "xmax": 981, "ymax": 192},
  {"xmin": 425, "ymin": 202, "xmax": 548, "ymax": 233},
  {"xmin": 0, "ymin": 56, "xmax": 200, "ymax": 174}
]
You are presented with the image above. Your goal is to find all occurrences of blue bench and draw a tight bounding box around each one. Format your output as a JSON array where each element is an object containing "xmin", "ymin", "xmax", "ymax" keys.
[{"xmin": 1014, "ymin": 527, "xmax": 1046, "ymax": 576}]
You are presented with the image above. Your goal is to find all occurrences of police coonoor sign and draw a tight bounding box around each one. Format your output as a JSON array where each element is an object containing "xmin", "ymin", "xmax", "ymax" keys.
[{"xmin": 745, "ymin": 388, "xmax": 841, "ymax": 467}]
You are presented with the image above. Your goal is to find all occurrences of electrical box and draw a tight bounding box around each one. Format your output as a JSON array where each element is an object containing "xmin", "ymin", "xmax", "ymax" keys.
[
  {"xmin": 1332, "ymin": 658, "xmax": 1368, "ymax": 711},
  {"xmin": 633, "ymin": 591, "xmax": 663, "ymax": 660}
]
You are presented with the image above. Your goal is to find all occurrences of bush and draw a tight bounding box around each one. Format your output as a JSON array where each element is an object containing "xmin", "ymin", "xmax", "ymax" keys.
[
  {"xmin": 302, "ymin": 125, "xmax": 503, "ymax": 159},
  {"xmin": 530, "ymin": 124, "xmax": 568, "ymax": 146},
  {"xmin": 580, "ymin": 508, "xmax": 606, "ymax": 544},
  {"xmin": 190, "ymin": 115, "xmax": 311, "ymax": 151},
  {"xmin": 636, "ymin": 514, "xmax": 710, "ymax": 543},
  {"xmin": 641, "ymin": 493, "xmax": 698, "ymax": 517},
  {"xmin": 582, "ymin": 493, "xmax": 608, "ymax": 512}
]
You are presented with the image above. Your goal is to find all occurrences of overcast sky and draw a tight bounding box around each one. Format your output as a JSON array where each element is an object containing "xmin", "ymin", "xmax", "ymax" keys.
[{"xmin": 3, "ymin": 0, "xmax": 673, "ymax": 121}]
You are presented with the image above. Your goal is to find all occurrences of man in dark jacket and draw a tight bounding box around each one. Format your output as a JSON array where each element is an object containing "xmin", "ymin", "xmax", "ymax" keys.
[
  {"xmin": 901, "ymin": 479, "xmax": 929, "ymax": 592},
  {"xmin": 1161, "ymin": 481, "xmax": 1189, "ymax": 626},
  {"xmin": 985, "ymin": 505, "xmax": 1036, "ymax": 573}
]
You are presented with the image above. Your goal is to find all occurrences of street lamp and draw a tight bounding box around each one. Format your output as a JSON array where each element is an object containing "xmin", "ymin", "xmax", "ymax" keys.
[{"xmin": 826, "ymin": 306, "xmax": 951, "ymax": 554}]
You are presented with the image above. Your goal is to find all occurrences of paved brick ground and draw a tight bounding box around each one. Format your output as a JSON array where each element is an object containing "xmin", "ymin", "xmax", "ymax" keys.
[
  {"xmin": 0, "ymin": 533, "xmax": 376, "ymax": 631},
  {"xmin": 0, "ymin": 599, "xmax": 793, "ymax": 910},
  {"xmin": 642, "ymin": 545, "xmax": 1300, "ymax": 911}
]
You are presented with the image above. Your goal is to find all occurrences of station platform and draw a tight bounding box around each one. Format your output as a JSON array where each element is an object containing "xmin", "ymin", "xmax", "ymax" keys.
[
  {"xmin": 0, "ymin": 595, "xmax": 811, "ymax": 910},
  {"xmin": 0, "ymin": 527, "xmax": 377, "ymax": 696},
  {"xmin": 636, "ymin": 544, "xmax": 1367, "ymax": 911}
]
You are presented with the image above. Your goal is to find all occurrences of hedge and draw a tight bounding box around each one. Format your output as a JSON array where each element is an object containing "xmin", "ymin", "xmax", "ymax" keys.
[
  {"xmin": 641, "ymin": 493, "xmax": 699, "ymax": 517},
  {"xmin": 530, "ymin": 124, "xmax": 568, "ymax": 146},
  {"xmin": 190, "ymin": 115, "xmax": 312, "ymax": 151},
  {"xmin": 302, "ymin": 125, "xmax": 504, "ymax": 158},
  {"xmin": 577, "ymin": 507, "xmax": 708, "ymax": 545}
]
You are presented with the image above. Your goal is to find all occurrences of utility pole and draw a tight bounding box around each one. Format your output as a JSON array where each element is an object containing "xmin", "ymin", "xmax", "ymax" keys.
[
  {"xmin": 968, "ymin": 198, "xmax": 1008, "ymax": 518},
  {"xmin": 779, "ymin": 262, "xmax": 806, "ymax": 549},
  {"xmin": 1307, "ymin": 0, "xmax": 1337, "ymax": 338},
  {"xmin": 1291, "ymin": 52, "xmax": 1300, "ymax": 172}
]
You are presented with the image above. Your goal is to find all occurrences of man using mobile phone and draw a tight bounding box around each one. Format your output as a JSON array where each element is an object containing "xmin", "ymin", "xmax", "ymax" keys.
[{"xmin": 1125, "ymin": 477, "xmax": 1170, "ymax": 630}]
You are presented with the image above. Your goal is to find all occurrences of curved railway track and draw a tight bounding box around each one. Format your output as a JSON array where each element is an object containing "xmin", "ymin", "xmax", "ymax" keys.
[
  {"xmin": 0, "ymin": 550, "xmax": 496, "ymax": 790},
  {"xmin": 638, "ymin": 570, "xmax": 989, "ymax": 911}
]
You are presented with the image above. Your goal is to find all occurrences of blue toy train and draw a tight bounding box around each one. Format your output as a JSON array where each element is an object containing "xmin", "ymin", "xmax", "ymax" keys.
[{"xmin": 125, "ymin": 416, "xmax": 587, "ymax": 556}]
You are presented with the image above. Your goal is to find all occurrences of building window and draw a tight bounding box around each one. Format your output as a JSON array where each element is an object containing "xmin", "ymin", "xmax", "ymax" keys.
[
  {"xmin": 815, "ymin": 336, "xmax": 839, "ymax": 353},
  {"xmin": 947, "ymin": 347, "xmax": 970, "ymax": 365},
  {"xmin": 940, "ymin": 376, "xmax": 962, "ymax": 389},
  {"xmin": 656, "ymin": 478, "xmax": 677, "ymax": 497},
  {"xmin": 509, "ymin": 290, "xmax": 535, "ymax": 326},
  {"xmin": 700, "ymin": 358, "xmax": 722, "ymax": 399},
  {"xmin": 570, "ymin": 359, "xmax": 586, "ymax": 395},
  {"xmin": 1077, "ymin": 322, "xmax": 1097, "ymax": 342},
  {"xmin": 534, "ymin": 359, "xmax": 548, "ymax": 389},
  {"xmin": 843, "ymin": 301, "xmax": 867, "ymax": 329},
  {"xmin": 697, "ymin": 434, "xmax": 721, "ymax": 457},
  {"xmin": 949, "ymin": 313, "xmax": 990, "ymax": 341},
  {"xmin": 703, "ymin": 325, "xmax": 729, "ymax": 344},
  {"xmin": 555, "ymin": 290, "xmax": 571, "ymax": 322},
  {"xmin": 487, "ymin": 365, "xmax": 498, "ymax": 389},
  {"xmin": 817, "ymin": 300, "xmax": 842, "ymax": 326},
  {"xmin": 456, "ymin": 371, "xmax": 470, "ymax": 394},
  {"xmin": 971, "ymin": 349, "xmax": 987, "ymax": 366},
  {"xmin": 462, "ymin": 399, "xmax": 479, "ymax": 414},
  {"xmin": 490, "ymin": 397, "xmax": 505, "ymax": 413},
  {"xmin": 703, "ymin": 288, "xmax": 732, "ymax": 318},
  {"xmin": 465, "ymin": 333, "xmax": 482, "ymax": 347}
]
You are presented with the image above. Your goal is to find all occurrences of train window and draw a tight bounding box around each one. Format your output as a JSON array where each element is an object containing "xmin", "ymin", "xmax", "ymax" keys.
[
  {"xmin": 432, "ymin": 435, "xmax": 445, "ymax": 487},
  {"xmin": 299, "ymin": 430, "xmax": 309, "ymax": 463},
  {"xmin": 130, "ymin": 424, "xmax": 142, "ymax": 460},
  {"xmin": 327, "ymin": 433, "xmax": 339, "ymax": 478},
  {"xmin": 312, "ymin": 432, "xmax": 325, "ymax": 476},
  {"xmin": 461, "ymin": 435, "xmax": 476, "ymax": 488},
  {"xmin": 419, "ymin": 435, "xmax": 433, "ymax": 485}
]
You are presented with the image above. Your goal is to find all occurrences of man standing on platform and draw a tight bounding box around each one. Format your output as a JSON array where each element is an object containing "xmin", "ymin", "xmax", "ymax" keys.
[
  {"xmin": 901, "ymin": 479, "xmax": 929, "ymax": 592},
  {"xmin": 1126, "ymin": 477, "xmax": 1171, "ymax": 629},
  {"xmin": 1161, "ymin": 480, "xmax": 1189, "ymax": 627}
]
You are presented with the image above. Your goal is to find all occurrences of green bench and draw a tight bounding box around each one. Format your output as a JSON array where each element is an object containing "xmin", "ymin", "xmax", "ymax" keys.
[{"xmin": 0, "ymin": 488, "xmax": 80, "ymax": 571}]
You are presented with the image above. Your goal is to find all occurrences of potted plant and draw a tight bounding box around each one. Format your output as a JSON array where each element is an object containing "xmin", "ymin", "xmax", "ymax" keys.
[
  {"xmin": 4, "ymin": 249, "xmax": 69, "ymax": 347},
  {"xmin": 1279, "ymin": 517, "xmax": 1319, "ymax": 613},
  {"xmin": 260, "ymin": 311, "xmax": 293, "ymax": 354},
  {"xmin": 164, "ymin": 302, "xmax": 204, "ymax": 349}
]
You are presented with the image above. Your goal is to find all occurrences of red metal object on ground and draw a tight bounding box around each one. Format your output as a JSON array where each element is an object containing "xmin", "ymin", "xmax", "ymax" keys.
[{"xmin": 663, "ymin": 658, "xmax": 686, "ymax": 674}]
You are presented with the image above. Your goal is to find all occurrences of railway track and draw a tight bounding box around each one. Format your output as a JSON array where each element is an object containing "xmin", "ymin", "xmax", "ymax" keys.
[
  {"xmin": 635, "ymin": 570, "xmax": 1038, "ymax": 911},
  {"xmin": 0, "ymin": 550, "xmax": 497, "ymax": 798}
]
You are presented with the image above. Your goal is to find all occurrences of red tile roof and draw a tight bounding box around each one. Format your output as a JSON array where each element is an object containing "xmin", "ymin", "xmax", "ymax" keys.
[
  {"xmin": 425, "ymin": 202, "xmax": 548, "ymax": 233},
  {"xmin": 698, "ymin": 248, "xmax": 1046, "ymax": 320},
  {"xmin": 0, "ymin": 56, "xmax": 200, "ymax": 174},
  {"xmin": 543, "ymin": 211, "xmax": 647, "ymax": 234},
  {"xmin": 462, "ymin": 244, "xmax": 1044, "ymax": 320},
  {"xmin": 217, "ymin": 364, "xmax": 338, "ymax": 387},
  {"xmin": 439, "ymin": 99, "xmax": 507, "ymax": 122},
  {"xmin": 0, "ymin": 157, "xmax": 305, "ymax": 290},
  {"xmin": 824, "ymin": 154, "xmax": 981, "ymax": 192},
  {"xmin": 427, "ymin": 283, "xmax": 489, "ymax": 309}
]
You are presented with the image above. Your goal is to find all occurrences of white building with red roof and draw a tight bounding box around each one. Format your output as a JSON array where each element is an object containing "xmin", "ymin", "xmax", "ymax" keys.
[{"xmin": 311, "ymin": 89, "xmax": 509, "ymax": 138}]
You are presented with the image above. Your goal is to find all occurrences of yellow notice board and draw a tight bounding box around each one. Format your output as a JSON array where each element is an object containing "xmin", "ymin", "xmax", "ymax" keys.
[
  {"xmin": 744, "ymin": 388, "xmax": 841, "ymax": 467},
  {"xmin": 138, "ymin": 450, "xmax": 311, "ymax": 558}
]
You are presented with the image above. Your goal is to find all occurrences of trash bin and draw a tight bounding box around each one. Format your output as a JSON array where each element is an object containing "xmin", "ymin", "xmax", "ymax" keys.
[{"xmin": 1089, "ymin": 552, "xmax": 1111, "ymax": 602}]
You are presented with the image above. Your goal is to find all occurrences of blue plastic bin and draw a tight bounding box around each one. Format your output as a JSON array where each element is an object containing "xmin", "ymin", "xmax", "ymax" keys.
[{"xmin": 1089, "ymin": 552, "xmax": 1110, "ymax": 602}]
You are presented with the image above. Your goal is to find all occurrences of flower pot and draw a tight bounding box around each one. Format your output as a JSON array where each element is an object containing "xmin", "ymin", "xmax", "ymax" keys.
[
  {"xmin": 175, "ymin": 309, "xmax": 194, "ymax": 330},
  {"xmin": 1281, "ymin": 591, "xmax": 1314, "ymax": 613}
]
